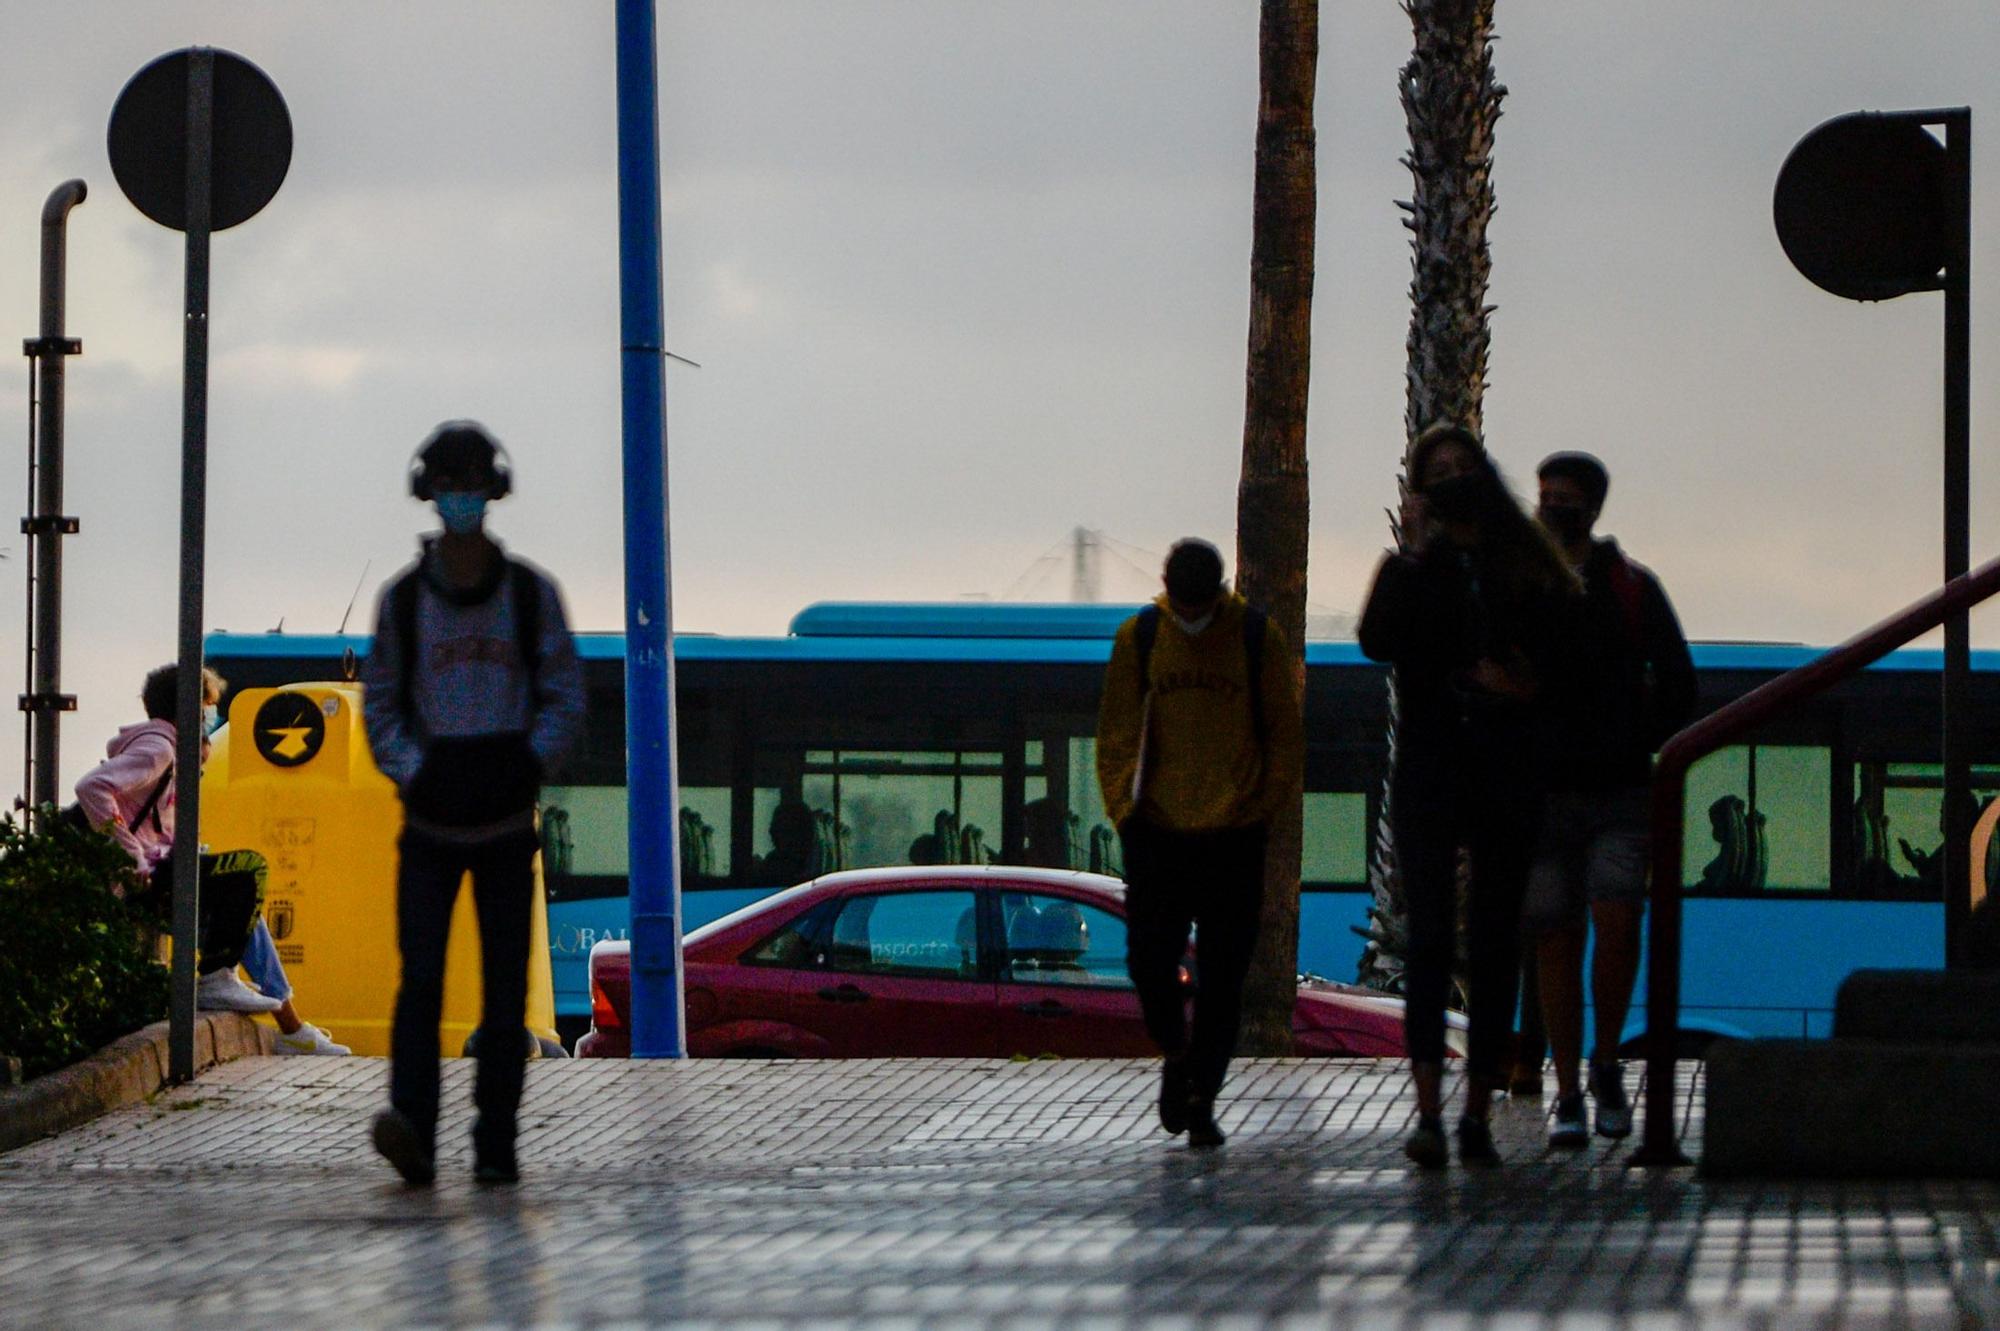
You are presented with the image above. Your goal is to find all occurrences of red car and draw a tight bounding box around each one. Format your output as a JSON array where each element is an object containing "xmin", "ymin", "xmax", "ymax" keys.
[{"xmin": 577, "ymin": 867, "xmax": 1464, "ymax": 1059}]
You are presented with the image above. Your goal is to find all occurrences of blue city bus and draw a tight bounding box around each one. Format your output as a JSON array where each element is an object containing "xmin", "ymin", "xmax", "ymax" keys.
[{"xmin": 208, "ymin": 602, "xmax": 2000, "ymax": 1047}]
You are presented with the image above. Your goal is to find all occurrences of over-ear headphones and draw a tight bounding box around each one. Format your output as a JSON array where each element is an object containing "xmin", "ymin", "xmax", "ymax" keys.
[{"xmin": 408, "ymin": 420, "xmax": 513, "ymax": 502}]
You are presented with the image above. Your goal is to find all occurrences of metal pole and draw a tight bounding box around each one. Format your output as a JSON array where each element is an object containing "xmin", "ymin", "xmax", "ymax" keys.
[
  {"xmin": 615, "ymin": 0, "xmax": 685, "ymax": 1057},
  {"xmin": 168, "ymin": 50, "xmax": 213, "ymax": 1084},
  {"xmin": 23, "ymin": 180, "xmax": 86, "ymax": 818},
  {"xmin": 1940, "ymin": 109, "xmax": 1973, "ymax": 966}
]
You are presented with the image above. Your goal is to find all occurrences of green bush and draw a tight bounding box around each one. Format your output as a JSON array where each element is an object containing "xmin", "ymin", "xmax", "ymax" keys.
[{"xmin": 0, "ymin": 812, "xmax": 167, "ymax": 1080}]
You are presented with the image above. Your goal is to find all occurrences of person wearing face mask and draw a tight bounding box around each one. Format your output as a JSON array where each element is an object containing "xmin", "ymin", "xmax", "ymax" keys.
[
  {"xmin": 1523, "ymin": 452, "xmax": 1694, "ymax": 1148},
  {"xmin": 1358, "ymin": 423, "xmax": 1584, "ymax": 1168},
  {"xmin": 1096, "ymin": 539, "xmax": 1302, "ymax": 1149},
  {"xmin": 73, "ymin": 665, "xmax": 349, "ymax": 1053},
  {"xmin": 361, "ymin": 420, "xmax": 583, "ymax": 1186}
]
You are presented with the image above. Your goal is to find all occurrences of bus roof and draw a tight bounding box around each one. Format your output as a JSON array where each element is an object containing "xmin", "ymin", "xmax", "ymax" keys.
[{"xmin": 205, "ymin": 601, "xmax": 2000, "ymax": 673}]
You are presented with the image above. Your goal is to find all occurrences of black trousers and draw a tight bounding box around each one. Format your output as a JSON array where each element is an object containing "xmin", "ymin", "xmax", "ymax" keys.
[
  {"xmin": 388, "ymin": 829, "xmax": 537, "ymax": 1151},
  {"xmin": 140, "ymin": 848, "xmax": 264, "ymax": 974},
  {"xmin": 1392, "ymin": 744, "xmax": 1541, "ymax": 1079},
  {"xmin": 1120, "ymin": 819, "xmax": 1267, "ymax": 1102}
]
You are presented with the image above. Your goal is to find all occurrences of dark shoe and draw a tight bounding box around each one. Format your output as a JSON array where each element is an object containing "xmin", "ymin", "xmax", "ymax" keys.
[
  {"xmin": 472, "ymin": 1114, "xmax": 519, "ymax": 1184},
  {"xmin": 1404, "ymin": 1114, "xmax": 1448, "ymax": 1169},
  {"xmin": 371, "ymin": 1108, "xmax": 436, "ymax": 1186},
  {"xmin": 1548, "ymin": 1093, "xmax": 1588, "ymax": 1148},
  {"xmin": 1508, "ymin": 1064, "xmax": 1545, "ymax": 1098},
  {"xmin": 474, "ymin": 1147, "xmax": 520, "ymax": 1185},
  {"xmin": 1158, "ymin": 1055, "xmax": 1190, "ymax": 1135},
  {"xmin": 1456, "ymin": 1115, "xmax": 1501, "ymax": 1168},
  {"xmin": 1591, "ymin": 1056, "xmax": 1632, "ymax": 1140},
  {"xmin": 1185, "ymin": 1095, "xmax": 1225, "ymax": 1149}
]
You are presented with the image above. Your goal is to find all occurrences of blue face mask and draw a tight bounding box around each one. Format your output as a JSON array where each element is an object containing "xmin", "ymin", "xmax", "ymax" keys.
[
  {"xmin": 434, "ymin": 490, "xmax": 488, "ymax": 536},
  {"xmin": 202, "ymin": 704, "xmax": 222, "ymax": 737}
]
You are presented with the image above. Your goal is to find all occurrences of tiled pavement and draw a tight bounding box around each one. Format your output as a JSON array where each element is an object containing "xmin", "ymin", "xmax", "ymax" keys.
[{"xmin": 3, "ymin": 1056, "xmax": 1997, "ymax": 1329}]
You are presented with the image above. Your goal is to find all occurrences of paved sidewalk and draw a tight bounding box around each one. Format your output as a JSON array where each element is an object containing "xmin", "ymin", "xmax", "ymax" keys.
[{"xmin": 2, "ymin": 1056, "xmax": 1995, "ymax": 1329}]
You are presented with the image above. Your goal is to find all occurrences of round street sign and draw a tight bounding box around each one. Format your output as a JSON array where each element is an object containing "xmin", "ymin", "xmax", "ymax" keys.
[
  {"xmin": 107, "ymin": 48, "xmax": 292, "ymax": 232},
  {"xmin": 1773, "ymin": 112, "xmax": 1948, "ymax": 302}
]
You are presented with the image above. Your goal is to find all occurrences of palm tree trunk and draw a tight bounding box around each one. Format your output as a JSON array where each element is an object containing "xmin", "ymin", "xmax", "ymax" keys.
[
  {"xmin": 1234, "ymin": 0, "xmax": 1317, "ymax": 1055},
  {"xmin": 1357, "ymin": 0, "xmax": 1504, "ymax": 993}
]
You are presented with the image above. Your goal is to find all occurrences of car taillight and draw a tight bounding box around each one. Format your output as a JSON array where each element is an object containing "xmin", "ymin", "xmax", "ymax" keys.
[{"xmin": 591, "ymin": 977, "xmax": 622, "ymax": 1030}]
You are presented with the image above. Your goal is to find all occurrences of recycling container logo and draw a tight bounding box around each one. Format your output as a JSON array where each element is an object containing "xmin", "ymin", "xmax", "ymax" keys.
[{"xmin": 253, "ymin": 691, "xmax": 326, "ymax": 768}]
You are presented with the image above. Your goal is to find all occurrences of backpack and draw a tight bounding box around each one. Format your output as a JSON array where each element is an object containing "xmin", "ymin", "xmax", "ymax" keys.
[
  {"xmin": 390, "ymin": 557, "xmax": 543, "ymax": 740},
  {"xmin": 1132, "ymin": 603, "xmax": 1269, "ymax": 750}
]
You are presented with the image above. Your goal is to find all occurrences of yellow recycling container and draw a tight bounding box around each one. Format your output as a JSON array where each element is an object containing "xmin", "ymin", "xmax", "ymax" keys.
[{"xmin": 200, "ymin": 681, "xmax": 560, "ymax": 1057}]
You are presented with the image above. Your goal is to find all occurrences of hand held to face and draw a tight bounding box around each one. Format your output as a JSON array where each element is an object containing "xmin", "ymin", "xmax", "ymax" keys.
[{"xmin": 1400, "ymin": 493, "xmax": 1432, "ymax": 554}]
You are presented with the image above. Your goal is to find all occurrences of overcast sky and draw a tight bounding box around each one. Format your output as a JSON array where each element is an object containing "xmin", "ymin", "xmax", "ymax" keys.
[{"xmin": 5, "ymin": 1, "xmax": 2000, "ymax": 795}]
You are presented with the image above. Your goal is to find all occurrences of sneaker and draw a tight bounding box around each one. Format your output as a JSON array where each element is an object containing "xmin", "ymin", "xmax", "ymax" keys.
[
  {"xmin": 195, "ymin": 968, "xmax": 283, "ymax": 1013},
  {"xmin": 1548, "ymin": 1092, "xmax": 1588, "ymax": 1148},
  {"xmin": 1404, "ymin": 1114, "xmax": 1448, "ymax": 1169},
  {"xmin": 1158, "ymin": 1055, "xmax": 1190, "ymax": 1136},
  {"xmin": 274, "ymin": 1024, "xmax": 351, "ymax": 1056},
  {"xmin": 1185, "ymin": 1095, "xmax": 1225, "ymax": 1149},
  {"xmin": 371, "ymin": 1108, "xmax": 436, "ymax": 1186},
  {"xmin": 1591, "ymin": 1056, "xmax": 1633, "ymax": 1139},
  {"xmin": 1456, "ymin": 1115, "xmax": 1502, "ymax": 1167}
]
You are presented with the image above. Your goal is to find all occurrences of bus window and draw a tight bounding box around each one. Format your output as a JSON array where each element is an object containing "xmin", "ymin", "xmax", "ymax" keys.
[
  {"xmin": 540, "ymin": 784, "xmax": 733, "ymax": 893},
  {"xmin": 1682, "ymin": 745, "xmax": 1830, "ymax": 895},
  {"xmin": 1850, "ymin": 762, "xmax": 2000, "ymax": 901},
  {"xmin": 1302, "ymin": 791, "xmax": 1368, "ymax": 886},
  {"xmin": 679, "ymin": 786, "xmax": 732, "ymax": 881},
  {"xmin": 753, "ymin": 750, "xmax": 1003, "ymax": 879},
  {"xmin": 1068, "ymin": 738, "xmax": 1120, "ymax": 876}
]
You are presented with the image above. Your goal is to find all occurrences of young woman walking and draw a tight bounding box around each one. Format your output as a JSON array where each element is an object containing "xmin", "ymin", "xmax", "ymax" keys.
[{"xmin": 1358, "ymin": 423, "xmax": 1581, "ymax": 1167}]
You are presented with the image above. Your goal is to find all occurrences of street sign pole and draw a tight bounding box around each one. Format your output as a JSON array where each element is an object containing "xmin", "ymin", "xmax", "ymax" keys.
[
  {"xmin": 167, "ymin": 48, "xmax": 214, "ymax": 1083},
  {"xmin": 108, "ymin": 45, "xmax": 290, "ymax": 1083},
  {"xmin": 616, "ymin": 0, "xmax": 686, "ymax": 1057},
  {"xmin": 1941, "ymin": 109, "xmax": 1972, "ymax": 964},
  {"xmin": 1773, "ymin": 106, "xmax": 1976, "ymax": 962}
]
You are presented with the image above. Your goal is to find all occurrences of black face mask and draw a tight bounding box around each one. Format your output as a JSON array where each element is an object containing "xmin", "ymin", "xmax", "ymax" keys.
[
  {"xmin": 1539, "ymin": 504, "xmax": 1593, "ymax": 544},
  {"xmin": 1424, "ymin": 471, "xmax": 1487, "ymax": 523}
]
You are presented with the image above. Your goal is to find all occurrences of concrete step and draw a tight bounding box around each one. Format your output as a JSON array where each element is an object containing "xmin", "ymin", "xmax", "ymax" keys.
[
  {"xmin": 1835, "ymin": 968, "xmax": 2000, "ymax": 1042},
  {"xmin": 1703, "ymin": 1037, "xmax": 2000, "ymax": 1178}
]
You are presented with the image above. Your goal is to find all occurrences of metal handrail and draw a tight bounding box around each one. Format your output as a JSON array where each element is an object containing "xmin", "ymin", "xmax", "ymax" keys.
[{"xmin": 1633, "ymin": 554, "xmax": 2000, "ymax": 1166}]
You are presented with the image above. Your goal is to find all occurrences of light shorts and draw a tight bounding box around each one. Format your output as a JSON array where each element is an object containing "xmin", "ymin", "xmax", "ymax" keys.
[{"xmin": 1521, "ymin": 786, "xmax": 1651, "ymax": 933}]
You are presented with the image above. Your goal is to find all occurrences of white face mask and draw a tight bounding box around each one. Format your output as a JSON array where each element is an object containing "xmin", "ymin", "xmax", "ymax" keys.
[{"xmin": 1172, "ymin": 609, "xmax": 1216, "ymax": 635}]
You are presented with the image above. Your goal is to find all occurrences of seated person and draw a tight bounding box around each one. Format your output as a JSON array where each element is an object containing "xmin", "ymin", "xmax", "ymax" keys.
[
  {"xmin": 755, "ymin": 799, "xmax": 823, "ymax": 884},
  {"xmin": 75, "ymin": 663, "xmax": 348, "ymax": 1055}
]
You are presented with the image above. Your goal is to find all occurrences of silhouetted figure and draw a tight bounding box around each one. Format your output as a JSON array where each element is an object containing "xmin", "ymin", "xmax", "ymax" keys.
[
  {"xmin": 1359, "ymin": 423, "xmax": 1584, "ymax": 1169},
  {"xmin": 757, "ymin": 798, "xmax": 821, "ymax": 884},
  {"xmin": 363, "ymin": 421, "xmax": 584, "ymax": 1187},
  {"xmin": 1098, "ymin": 538, "xmax": 1302, "ymax": 1150},
  {"xmin": 1522, "ymin": 449, "xmax": 1695, "ymax": 1147}
]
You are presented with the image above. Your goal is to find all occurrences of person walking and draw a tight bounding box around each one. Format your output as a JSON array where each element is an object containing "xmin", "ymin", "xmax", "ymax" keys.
[
  {"xmin": 1358, "ymin": 423, "xmax": 1582, "ymax": 1168},
  {"xmin": 76, "ymin": 663, "xmax": 350, "ymax": 1054},
  {"xmin": 1096, "ymin": 538, "xmax": 1301, "ymax": 1149},
  {"xmin": 362, "ymin": 421, "xmax": 584, "ymax": 1186},
  {"xmin": 1524, "ymin": 451, "xmax": 1695, "ymax": 1146}
]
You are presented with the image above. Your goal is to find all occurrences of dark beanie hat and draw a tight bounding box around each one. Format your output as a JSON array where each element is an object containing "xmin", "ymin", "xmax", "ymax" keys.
[{"xmin": 1163, "ymin": 538, "xmax": 1225, "ymax": 604}]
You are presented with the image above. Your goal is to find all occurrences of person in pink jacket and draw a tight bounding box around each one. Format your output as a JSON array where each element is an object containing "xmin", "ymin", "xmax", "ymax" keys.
[{"xmin": 75, "ymin": 663, "xmax": 348, "ymax": 1054}]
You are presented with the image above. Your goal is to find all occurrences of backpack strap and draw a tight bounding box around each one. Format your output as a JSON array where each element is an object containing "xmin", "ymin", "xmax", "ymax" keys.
[
  {"xmin": 391, "ymin": 569, "xmax": 424, "ymax": 743},
  {"xmin": 132, "ymin": 765, "xmax": 173, "ymax": 836},
  {"xmin": 1133, "ymin": 605, "xmax": 1160, "ymax": 694},
  {"xmin": 1604, "ymin": 549, "xmax": 1647, "ymax": 648},
  {"xmin": 510, "ymin": 559, "xmax": 543, "ymax": 696}
]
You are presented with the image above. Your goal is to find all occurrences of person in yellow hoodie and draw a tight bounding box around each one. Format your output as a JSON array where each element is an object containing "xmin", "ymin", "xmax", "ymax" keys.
[{"xmin": 1097, "ymin": 538, "xmax": 1301, "ymax": 1148}]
